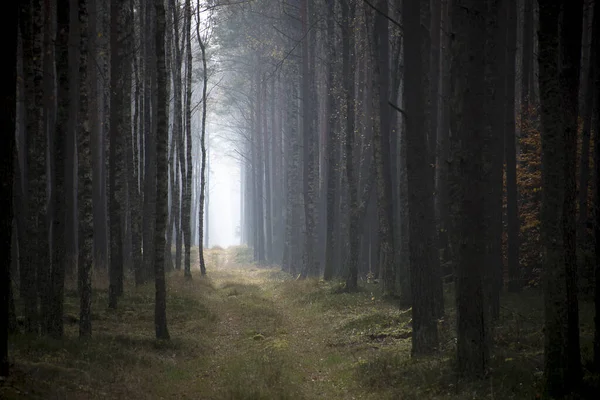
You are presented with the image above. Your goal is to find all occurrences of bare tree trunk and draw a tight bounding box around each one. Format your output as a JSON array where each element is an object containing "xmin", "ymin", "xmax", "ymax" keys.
[
  {"xmin": 405, "ymin": 0, "xmax": 439, "ymax": 355},
  {"xmin": 323, "ymin": 0, "xmax": 338, "ymax": 281},
  {"xmin": 48, "ymin": 0, "xmax": 70, "ymax": 337},
  {"xmin": 506, "ymin": 0, "xmax": 521, "ymax": 292},
  {"xmin": 154, "ymin": 0, "xmax": 170, "ymax": 340},
  {"xmin": 20, "ymin": 0, "xmax": 46, "ymax": 334},
  {"xmin": 452, "ymin": 0, "xmax": 489, "ymax": 378},
  {"xmin": 1, "ymin": 0, "xmax": 18, "ymax": 376},
  {"xmin": 78, "ymin": 0, "xmax": 94, "ymax": 337},
  {"xmin": 538, "ymin": 0, "xmax": 583, "ymax": 395},
  {"xmin": 183, "ymin": 0, "xmax": 193, "ymax": 278},
  {"xmin": 196, "ymin": 16, "xmax": 208, "ymax": 275},
  {"xmin": 109, "ymin": 0, "xmax": 125, "ymax": 309}
]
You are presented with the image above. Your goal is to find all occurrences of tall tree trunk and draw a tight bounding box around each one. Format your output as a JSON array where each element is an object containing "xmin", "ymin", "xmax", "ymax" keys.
[
  {"xmin": 183, "ymin": 0, "xmax": 193, "ymax": 279},
  {"xmin": 154, "ymin": 0, "xmax": 170, "ymax": 340},
  {"xmin": 452, "ymin": 0, "xmax": 489, "ymax": 378},
  {"xmin": 78, "ymin": 0, "xmax": 93, "ymax": 337},
  {"xmin": 264, "ymin": 81, "xmax": 273, "ymax": 264},
  {"xmin": 592, "ymin": 0, "xmax": 600, "ymax": 370},
  {"xmin": 484, "ymin": 0, "xmax": 506, "ymax": 321},
  {"xmin": 405, "ymin": 0, "xmax": 439, "ymax": 354},
  {"xmin": 143, "ymin": 1, "xmax": 157, "ymax": 284},
  {"xmin": 590, "ymin": 3, "xmax": 600, "ymax": 371},
  {"xmin": 197, "ymin": 27, "xmax": 208, "ymax": 276},
  {"xmin": 20, "ymin": 0, "xmax": 46, "ymax": 334},
  {"xmin": 506, "ymin": 0, "xmax": 521, "ymax": 292},
  {"xmin": 577, "ymin": 9, "xmax": 596, "ymax": 249},
  {"xmin": 522, "ymin": 0, "xmax": 534, "ymax": 108},
  {"xmin": 323, "ymin": 0, "xmax": 338, "ymax": 281},
  {"xmin": 300, "ymin": 0, "xmax": 318, "ymax": 278},
  {"xmin": 48, "ymin": 0, "xmax": 70, "ymax": 337},
  {"xmin": 538, "ymin": 0, "xmax": 583, "ymax": 395},
  {"xmin": 109, "ymin": 0, "xmax": 125, "ymax": 309},
  {"xmin": 372, "ymin": 0, "xmax": 395, "ymax": 296},
  {"xmin": 560, "ymin": 0, "xmax": 583, "ymax": 388},
  {"xmin": 1, "ymin": 0, "xmax": 18, "ymax": 376},
  {"xmin": 342, "ymin": 0, "xmax": 359, "ymax": 291}
]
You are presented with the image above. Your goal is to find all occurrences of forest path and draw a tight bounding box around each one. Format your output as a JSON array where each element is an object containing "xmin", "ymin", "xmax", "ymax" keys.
[
  {"xmin": 2, "ymin": 247, "xmax": 410, "ymax": 400},
  {"xmin": 194, "ymin": 250, "xmax": 362, "ymax": 399}
]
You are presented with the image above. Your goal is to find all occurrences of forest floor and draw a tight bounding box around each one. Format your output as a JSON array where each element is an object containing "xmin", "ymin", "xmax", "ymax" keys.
[{"xmin": 1, "ymin": 246, "xmax": 598, "ymax": 399}]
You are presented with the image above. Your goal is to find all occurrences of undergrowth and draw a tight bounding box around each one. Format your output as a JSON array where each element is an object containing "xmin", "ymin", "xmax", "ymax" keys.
[{"xmin": 2, "ymin": 247, "xmax": 598, "ymax": 399}]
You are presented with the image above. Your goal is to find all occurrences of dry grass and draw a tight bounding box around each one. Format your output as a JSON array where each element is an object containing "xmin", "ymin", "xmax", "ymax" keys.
[{"xmin": 2, "ymin": 248, "xmax": 598, "ymax": 399}]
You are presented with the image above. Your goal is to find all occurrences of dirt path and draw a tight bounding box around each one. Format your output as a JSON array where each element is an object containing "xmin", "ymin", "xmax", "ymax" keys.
[{"xmin": 196, "ymin": 262, "xmax": 358, "ymax": 399}]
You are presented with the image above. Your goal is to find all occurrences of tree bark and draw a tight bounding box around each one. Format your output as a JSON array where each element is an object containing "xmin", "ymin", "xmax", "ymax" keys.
[
  {"xmin": 372, "ymin": 0, "xmax": 395, "ymax": 296},
  {"xmin": 1, "ymin": 0, "xmax": 18, "ymax": 376},
  {"xmin": 452, "ymin": 0, "xmax": 489, "ymax": 378},
  {"xmin": 405, "ymin": 0, "xmax": 439, "ymax": 354},
  {"xmin": 20, "ymin": 0, "xmax": 46, "ymax": 334},
  {"xmin": 323, "ymin": 0, "xmax": 338, "ymax": 281},
  {"xmin": 538, "ymin": 0, "xmax": 583, "ymax": 395},
  {"xmin": 78, "ymin": 0, "xmax": 94, "ymax": 337},
  {"xmin": 506, "ymin": 0, "xmax": 520, "ymax": 292},
  {"xmin": 183, "ymin": 0, "xmax": 193, "ymax": 279},
  {"xmin": 109, "ymin": 0, "xmax": 125, "ymax": 309},
  {"xmin": 48, "ymin": 0, "xmax": 70, "ymax": 337},
  {"xmin": 154, "ymin": 0, "xmax": 170, "ymax": 340}
]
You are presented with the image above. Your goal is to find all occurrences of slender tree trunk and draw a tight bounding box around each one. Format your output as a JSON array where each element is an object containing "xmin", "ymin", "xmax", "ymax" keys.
[
  {"xmin": 197, "ymin": 30, "xmax": 208, "ymax": 276},
  {"xmin": 577, "ymin": 16, "xmax": 596, "ymax": 248},
  {"xmin": 130, "ymin": 0, "xmax": 143, "ymax": 286},
  {"xmin": 538, "ymin": 0, "xmax": 583, "ymax": 395},
  {"xmin": 183, "ymin": 0, "xmax": 193, "ymax": 279},
  {"xmin": 300, "ymin": 0, "xmax": 318, "ymax": 278},
  {"xmin": 78, "ymin": 0, "xmax": 93, "ymax": 337},
  {"xmin": 453, "ymin": 0, "xmax": 489, "ymax": 378},
  {"xmin": 154, "ymin": 0, "xmax": 170, "ymax": 340},
  {"xmin": 323, "ymin": 0, "xmax": 338, "ymax": 281},
  {"xmin": 0, "ymin": 0, "xmax": 18, "ymax": 376},
  {"xmin": 109, "ymin": 0, "xmax": 125, "ymax": 309},
  {"xmin": 560, "ymin": 0, "xmax": 583, "ymax": 388},
  {"xmin": 143, "ymin": 1, "xmax": 157, "ymax": 284},
  {"xmin": 592, "ymin": 0, "xmax": 600, "ymax": 371},
  {"xmin": 506, "ymin": 0, "xmax": 521, "ymax": 292},
  {"xmin": 20, "ymin": 0, "xmax": 46, "ymax": 334},
  {"xmin": 405, "ymin": 0, "xmax": 439, "ymax": 354},
  {"xmin": 264, "ymin": 81, "xmax": 273, "ymax": 264},
  {"xmin": 343, "ymin": 0, "xmax": 359, "ymax": 291},
  {"xmin": 48, "ymin": 0, "xmax": 70, "ymax": 337},
  {"xmin": 484, "ymin": 0, "xmax": 506, "ymax": 321}
]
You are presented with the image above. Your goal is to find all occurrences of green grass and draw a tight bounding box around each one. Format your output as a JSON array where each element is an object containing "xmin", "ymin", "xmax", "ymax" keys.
[{"xmin": 2, "ymin": 248, "xmax": 598, "ymax": 399}]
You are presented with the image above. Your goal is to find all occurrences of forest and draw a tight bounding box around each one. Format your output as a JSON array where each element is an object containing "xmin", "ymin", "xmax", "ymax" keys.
[{"xmin": 1, "ymin": 0, "xmax": 600, "ymax": 399}]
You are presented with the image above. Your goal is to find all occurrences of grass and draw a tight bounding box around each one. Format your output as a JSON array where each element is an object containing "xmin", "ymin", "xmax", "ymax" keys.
[{"xmin": 2, "ymin": 248, "xmax": 598, "ymax": 399}]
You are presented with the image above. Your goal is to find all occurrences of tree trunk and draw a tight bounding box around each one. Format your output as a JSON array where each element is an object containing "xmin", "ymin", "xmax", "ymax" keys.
[
  {"xmin": 109, "ymin": 0, "xmax": 125, "ymax": 309},
  {"xmin": 405, "ymin": 0, "xmax": 439, "ymax": 355},
  {"xmin": 78, "ymin": 0, "xmax": 93, "ymax": 337},
  {"xmin": 371, "ymin": 0, "xmax": 395, "ymax": 296},
  {"xmin": 143, "ymin": 1, "xmax": 157, "ymax": 284},
  {"xmin": 299, "ymin": 0, "xmax": 318, "ymax": 278},
  {"xmin": 183, "ymin": 0, "xmax": 193, "ymax": 279},
  {"xmin": 452, "ymin": 0, "xmax": 489, "ymax": 378},
  {"xmin": 323, "ymin": 0, "xmax": 338, "ymax": 281},
  {"xmin": 538, "ymin": 0, "xmax": 583, "ymax": 395},
  {"xmin": 342, "ymin": 0, "xmax": 359, "ymax": 291},
  {"xmin": 559, "ymin": 0, "xmax": 583, "ymax": 388},
  {"xmin": 20, "ymin": 0, "xmax": 46, "ymax": 334},
  {"xmin": 592, "ymin": 0, "xmax": 600, "ymax": 371},
  {"xmin": 197, "ymin": 31, "xmax": 208, "ymax": 276},
  {"xmin": 506, "ymin": 0, "xmax": 521, "ymax": 292},
  {"xmin": 154, "ymin": 0, "xmax": 170, "ymax": 340},
  {"xmin": 1, "ymin": 0, "xmax": 18, "ymax": 376},
  {"xmin": 48, "ymin": 0, "xmax": 70, "ymax": 337}
]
